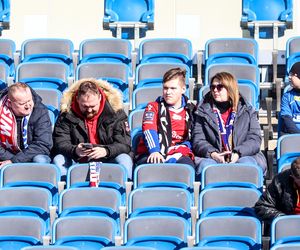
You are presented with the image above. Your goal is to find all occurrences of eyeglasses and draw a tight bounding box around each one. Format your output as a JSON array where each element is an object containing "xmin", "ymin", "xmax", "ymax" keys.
[{"xmin": 210, "ymin": 84, "xmax": 225, "ymax": 91}]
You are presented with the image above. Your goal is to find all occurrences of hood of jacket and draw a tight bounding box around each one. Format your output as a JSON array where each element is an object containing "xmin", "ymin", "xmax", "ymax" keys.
[{"xmin": 60, "ymin": 78, "xmax": 123, "ymax": 113}]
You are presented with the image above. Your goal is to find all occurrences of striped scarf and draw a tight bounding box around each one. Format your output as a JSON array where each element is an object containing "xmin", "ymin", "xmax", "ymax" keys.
[
  {"xmin": 157, "ymin": 96, "xmax": 193, "ymax": 156},
  {"xmin": 0, "ymin": 95, "xmax": 30, "ymax": 153},
  {"xmin": 213, "ymin": 106, "xmax": 236, "ymax": 152}
]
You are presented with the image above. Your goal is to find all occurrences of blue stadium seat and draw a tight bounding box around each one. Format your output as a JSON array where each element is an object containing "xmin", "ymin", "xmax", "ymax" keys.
[
  {"xmin": 76, "ymin": 62, "xmax": 130, "ymax": 103},
  {"xmin": 102, "ymin": 247, "xmax": 156, "ymax": 250},
  {"xmin": 199, "ymin": 187, "xmax": 261, "ymax": 218},
  {"xmin": 128, "ymin": 107, "xmax": 145, "ymax": 131},
  {"xmin": 52, "ymin": 216, "xmax": 117, "ymax": 249},
  {"xmin": 285, "ymin": 36, "xmax": 300, "ymax": 82},
  {"xmin": 103, "ymin": 0, "xmax": 154, "ymax": 40},
  {"xmin": 0, "ymin": 39, "xmax": 15, "ymax": 76},
  {"xmin": 276, "ymin": 134, "xmax": 300, "ymax": 167},
  {"xmin": 124, "ymin": 216, "xmax": 189, "ymax": 249},
  {"xmin": 0, "ymin": 163, "xmax": 61, "ymax": 206},
  {"xmin": 270, "ymin": 243, "xmax": 300, "ymax": 250},
  {"xmin": 196, "ymin": 216, "xmax": 262, "ymax": 249},
  {"xmin": 0, "ymin": 216, "xmax": 46, "ymax": 249},
  {"xmin": 16, "ymin": 62, "xmax": 69, "ymax": 92},
  {"xmin": 79, "ymin": 38, "xmax": 132, "ymax": 73},
  {"xmin": 271, "ymin": 215, "xmax": 300, "ymax": 247},
  {"xmin": 135, "ymin": 62, "xmax": 190, "ymax": 89},
  {"xmin": 0, "ymin": 187, "xmax": 52, "ymax": 234},
  {"xmin": 59, "ymin": 187, "xmax": 124, "ymax": 235},
  {"xmin": 0, "ymin": 61, "xmax": 9, "ymax": 90},
  {"xmin": 201, "ymin": 164, "xmax": 264, "ymax": 191},
  {"xmin": 139, "ymin": 38, "xmax": 193, "ymax": 74},
  {"xmin": 21, "ymin": 38, "xmax": 74, "ymax": 76},
  {"xmin": 67, "ymin": 163, "xmax": 128, "ymax": 205},
  {"xmin": 0, "ymin": 0, "xmax": 10, "ymax": 31},
  {"xmin": 205, "ymin": 38, "xmax": 258, "ymax": 66},
  {"xmin": 128, "ymin": 187, "xmax": 192, "ymax": 219},
  {"xmin": 22, "ymin": 246, "xmax": 79, "ymax": 250},
  {"xmin": 241, "ymin": 0, "xmax": 293, "ymax": 38}
]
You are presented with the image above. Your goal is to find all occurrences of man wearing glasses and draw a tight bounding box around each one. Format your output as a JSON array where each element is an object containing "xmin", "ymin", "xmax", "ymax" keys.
[
  {"xmin": 280, "ymin": 62, "xmax": 300, "ymax": 134},
  {"xmin": 0, "ymin": 83, "xmax": 52, "ymax": 167}
]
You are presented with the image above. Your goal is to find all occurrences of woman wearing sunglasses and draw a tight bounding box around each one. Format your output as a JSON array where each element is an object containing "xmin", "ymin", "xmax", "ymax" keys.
[{"xmin": 192, "ymin": 72, "xmax": 267, "ymax": 177}]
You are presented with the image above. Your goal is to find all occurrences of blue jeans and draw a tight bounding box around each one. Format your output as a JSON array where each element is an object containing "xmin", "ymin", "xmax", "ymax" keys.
[
  {"xmin": 196, "ymin": 156, "xmax": 258, "ymax": 177},
  {"xmin": 32, "ymin": 154, "xmax": 51, "ymax": 163},
  {"xmin": 53, "ymin": 153, "xmax": 133, "ymax": 180}
]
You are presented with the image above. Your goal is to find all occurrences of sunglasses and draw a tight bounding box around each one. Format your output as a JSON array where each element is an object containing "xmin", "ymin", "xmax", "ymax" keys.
[{"xmin": 210, "ymin": 84, "xmax": 225, "ymax": 91}]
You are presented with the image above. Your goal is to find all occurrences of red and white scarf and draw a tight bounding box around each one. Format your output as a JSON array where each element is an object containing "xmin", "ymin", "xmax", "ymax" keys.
[{"xmin": 0, "ymin": 95, "xmax": 30, "ymax": 153}]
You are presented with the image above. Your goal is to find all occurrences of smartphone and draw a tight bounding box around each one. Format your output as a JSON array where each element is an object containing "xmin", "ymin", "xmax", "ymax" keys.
[{"xmin": 82, "ymin": 143, "xmax": 93, "ymax": 149}]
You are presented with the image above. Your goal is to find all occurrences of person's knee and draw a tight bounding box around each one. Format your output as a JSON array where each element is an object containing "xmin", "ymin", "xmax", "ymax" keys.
[
  {"xmin": 32, "ymin": 154, "xmax": 51, "ymax": 164},
  {"xmin": 115, "ymin": 153, "xmax": 133, "ymax": 179}
]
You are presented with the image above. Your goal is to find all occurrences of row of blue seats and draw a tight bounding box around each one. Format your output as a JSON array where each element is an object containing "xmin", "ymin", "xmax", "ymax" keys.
[{"xmin": 0, "ymin": 35, "xmax": 299, "ymax": 79}]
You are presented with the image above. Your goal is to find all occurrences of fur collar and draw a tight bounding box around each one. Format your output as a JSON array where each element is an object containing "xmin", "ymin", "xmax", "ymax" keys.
[{"xmin": 60, "ymin": 78, "xmax": 123, "ymax": 113}]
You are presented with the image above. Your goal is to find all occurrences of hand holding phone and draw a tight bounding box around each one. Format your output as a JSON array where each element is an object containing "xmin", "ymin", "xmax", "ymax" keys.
[{"xmin": 82, "ymin": 143, "xmax": 93, "ymax": 149}]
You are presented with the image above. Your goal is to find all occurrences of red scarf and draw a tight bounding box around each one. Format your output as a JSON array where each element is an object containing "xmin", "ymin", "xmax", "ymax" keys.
[{"xmin": 71, "ymin": 88, "xmax": 106, "ymax": 144}]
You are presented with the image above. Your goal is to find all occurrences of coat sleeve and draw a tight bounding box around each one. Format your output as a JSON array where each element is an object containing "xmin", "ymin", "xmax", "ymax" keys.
[
  {"xmin": 254, "ymin": 177, "xmax": 286, "ymax": 223},
  {"xmin": 233, "ymin": 108, "xmax": 262, "ymax": 157},
  {"xmin": 11, "ymin": 107, "xmax": 53, "ymax": 163},
  {"xmin": 104, "ymin": 110, "xmax": 131, "ymax": 158},
  {"xmin": 192, "ymin": 113, "xmax": 219, "ymax": 158},
  {"xmin": 52, "ymin": 113, "xmax": 78, "ymax": 160}
]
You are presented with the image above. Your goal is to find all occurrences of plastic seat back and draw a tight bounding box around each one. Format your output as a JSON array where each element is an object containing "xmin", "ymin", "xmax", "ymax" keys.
[
  {"xmin": 53, "ymin": 216, "xmax": 117, "ymax": 247},
  {"xmin": 16, "ymin": 62, "xmax": 69, "ymax": 92},
  {"xmin": 124, "ymin": 216, "xmax": 189, "ymax": 248},
  {"xmin": 128, "ymin": 107, "xmax": 145, "ymax": 131},
  {"xmin": 1, "ymin": 163, "xmax": 60, "ymax": 206},
  {"xmin": 128, "ymin": 187, "xmax": 192, "ymax": 219},
  {"xmin": 79, "ymin": 38, "xmax": 132, "ymax": 65},
  {"xmin": 134, "ymin": 163, "xmax": 195, "ymax": 191},
  {"xmin": 103, "ymin": 0, "xmax": 154, "ymax": 39},
  {"xmin": 271, "ymin": 215, "xmax": 300, "ymax": 246},
  {"xmin": 201, "ymin": 164, "xmax": 264, "ymax": 191},
  {"xmin": 196, "ymin": 216, "xmax": 261, "ymax": 249},
  {"xmin": 76, "ymin": 62, "xmax": 129, "ymax": 103},
  {"xmin": 0, "ymin": 216, "xmax": 46, "ymax": 248},
  {"xmin": 139, "ymin": 38, "xmax": 192, "ymax": 73},
  {"xmin": 241, "ymin": 0, "xmax": 293, "ymax": 38},
  {"xmin": 205, "ymin": 38, "xmax": 258, "ymax": 66},
  {"xmin": 0, "ymin": 39, "xmax": 15, "ymax": 76},
  {"xmin": 199, "ymin": 187, "xmax": 261, "ymax": 218},
  {"xmin": 21, "ymin": 38, "xmax": 74, "ymax": 75}
]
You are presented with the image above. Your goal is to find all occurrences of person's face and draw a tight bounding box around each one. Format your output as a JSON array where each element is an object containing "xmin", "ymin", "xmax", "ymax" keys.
[
  {"xmin": 210, "ymin": 80, "xmax": 229, "ymax": 102},
  {"xmin": 163, "ymin": 78, "xmax": 186, "ymax": 108},
  {"xmin": 77, "ymin": 93, "xmax": 101, "ymax": 119},
  {"xmin": 289, "ymin": 72, "xmax": 300, "ymax": 89},
  {"xmin": 9, "ymin": 88, "xmax": 34, "ymax": 117}
]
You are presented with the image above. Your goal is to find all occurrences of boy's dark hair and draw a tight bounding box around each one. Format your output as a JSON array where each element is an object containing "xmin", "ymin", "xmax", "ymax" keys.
[
  {"xmin": 290, "ymin": 62, "xmax": 300, "ymax": 76},
  {"xmin": 162, "ymin": 67, "xmax": 186, "ymax": 87}
]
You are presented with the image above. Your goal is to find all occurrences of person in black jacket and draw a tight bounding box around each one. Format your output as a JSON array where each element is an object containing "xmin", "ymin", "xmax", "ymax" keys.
[
  {"xmin": 52, "ymin": 78, "xmax": 132, "ymax": 179},
  {"xmin": 0, "ymin": 82, "xmax": 52, "ymax": 167},
  {"xmin": 255, "ymin": 157, "xmax": 300, "ymax": 224}
]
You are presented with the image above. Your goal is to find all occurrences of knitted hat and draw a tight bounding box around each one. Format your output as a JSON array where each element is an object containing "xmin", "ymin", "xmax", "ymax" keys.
[{"xmin": 290, "ymin": 62, "xmax": 300, "ymax": 76}]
